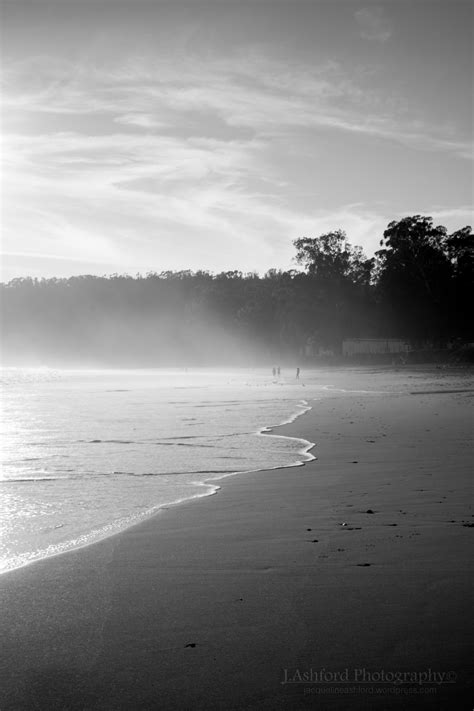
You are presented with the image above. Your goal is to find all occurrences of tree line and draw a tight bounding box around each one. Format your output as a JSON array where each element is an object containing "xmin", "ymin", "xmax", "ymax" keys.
[{"xmin": 1, "ymin": 216, "xmax": 472, "ymax": 366}]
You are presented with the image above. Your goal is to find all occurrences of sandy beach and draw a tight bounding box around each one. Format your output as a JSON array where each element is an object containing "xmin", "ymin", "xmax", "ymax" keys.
[{"xmin": 1, "ymin": 369, "xmax": 473, "ymax": 710}]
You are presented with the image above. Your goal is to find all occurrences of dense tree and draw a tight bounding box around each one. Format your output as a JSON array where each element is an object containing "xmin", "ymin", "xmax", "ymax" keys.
[
  {"xmin": 293, "ymin": 230, "xmax": 373, "ymax": 283},
  {"xmin": 443, "ymin": 226, "xmax": 474, "ymax": 338},
  {"xmin": 293, "ymin": 231, "xmax": 376, "ymax": 345},
  {"xmin": 375, "ymin": 216, "xmax": 472, "ymax": 340},
  {"xmin": 1, "ymin": 217, "xmax": 472, "ymax": 366}
]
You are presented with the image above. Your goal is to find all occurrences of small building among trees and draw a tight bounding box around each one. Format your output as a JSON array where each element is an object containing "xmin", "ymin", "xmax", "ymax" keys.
[{"xmin": 342, "ymin": 338, "xmax": 412, "ymax": 357}]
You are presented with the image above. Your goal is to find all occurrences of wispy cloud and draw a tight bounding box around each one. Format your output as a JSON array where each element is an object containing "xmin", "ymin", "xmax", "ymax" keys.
[
  {"xmin": 2, "ymin": 124, "xmax": 391, "ymax": 277},
  {"xmin": 404, "ymin": 206, "xmax": 473, "ymax": 224},
  {"xmin": 3, "ymin": 53, "xmax": 471, "ymax": 159},
  {"xmin": 1, "ymin": 48, "xmax": 471, "ymax": 280},
  {"xmin": 114, "ymin": 113, "xmax": 167, "ymax": 129},
  {"xmin": 355, "ymin": 6, "xmax": 392, "ymax": 42}
]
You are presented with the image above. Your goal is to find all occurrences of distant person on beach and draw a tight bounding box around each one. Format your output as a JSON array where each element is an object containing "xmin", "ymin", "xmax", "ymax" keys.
[
  {"xmin": 277, "ymin": 366, "xmax": 281, "ymax": 376},
  {"xmin": 272, "ymin": 367, "xmax": 276, "ymax": 377},
  {"xmin": 296, "ymin": 367, "xmax": 300, "ymax": 379}
]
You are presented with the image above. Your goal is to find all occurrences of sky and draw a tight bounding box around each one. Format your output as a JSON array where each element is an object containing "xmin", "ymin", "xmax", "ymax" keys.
[{"xmin": 1, "ymin": 0, "xmax": 472, "ymax": 280}]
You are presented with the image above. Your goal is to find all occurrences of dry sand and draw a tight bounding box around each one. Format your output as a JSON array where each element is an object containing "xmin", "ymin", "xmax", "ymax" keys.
[{"xmin": 1, "ymin": 368, "xmax": 473, "ymax": 710}]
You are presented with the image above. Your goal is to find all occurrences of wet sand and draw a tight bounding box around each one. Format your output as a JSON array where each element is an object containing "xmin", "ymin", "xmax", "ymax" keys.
[{"xmin": 1, "ymin": 372, "xmax": 473, "ymax": 710}]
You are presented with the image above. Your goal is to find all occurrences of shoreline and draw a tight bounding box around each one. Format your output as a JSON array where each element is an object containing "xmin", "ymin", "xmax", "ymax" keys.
[
  {"xmin": 1, "ymin": 395, "xmax": 316, "ymax": 577},
  {"xmin": 1, "ymin": 375, "xmax": 472, "ymax": 709}
]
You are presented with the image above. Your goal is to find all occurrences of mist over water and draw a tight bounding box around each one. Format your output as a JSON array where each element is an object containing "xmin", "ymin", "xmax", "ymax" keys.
[
  {"xmin": 1, "ymin": 367, "xmax": 316, "ymax": 573},
  {"xmin": 0, "ymin": 274, "xmax": 291, "ymax": 368}
]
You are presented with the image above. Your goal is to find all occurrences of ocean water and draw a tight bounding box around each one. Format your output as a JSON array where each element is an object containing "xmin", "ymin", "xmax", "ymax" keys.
[{"xmin": 0, "ymin": 368, "xmax": 317, "ymax": 573}]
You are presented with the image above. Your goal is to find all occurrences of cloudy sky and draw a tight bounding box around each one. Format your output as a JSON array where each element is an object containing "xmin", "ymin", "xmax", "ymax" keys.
[{"xmin": 1, "ymin": 0, "xmax": 472, "ymax": 280}]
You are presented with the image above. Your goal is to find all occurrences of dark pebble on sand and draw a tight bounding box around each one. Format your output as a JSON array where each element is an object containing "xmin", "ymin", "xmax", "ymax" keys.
[
  {"xmin": 366, "ymin": 509, "xmax": 375, "ymax": 514},
  {"xmin": 185, "ymin": 643, "xmax": 197, "ymax": 648},
  {"xmin": 357, "ymin": 563, "xmax": 371, "ymax": 567}
]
